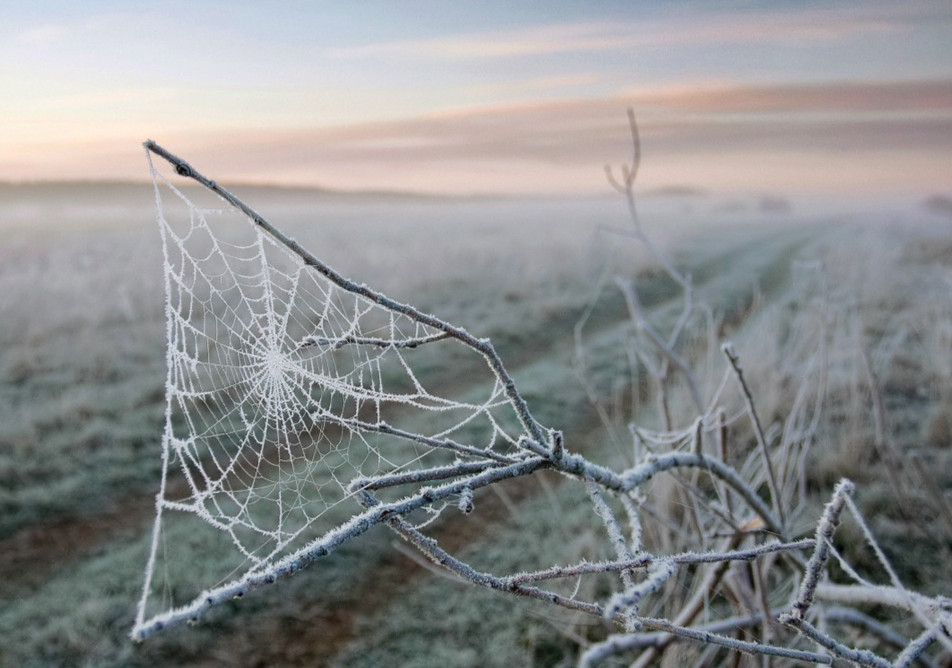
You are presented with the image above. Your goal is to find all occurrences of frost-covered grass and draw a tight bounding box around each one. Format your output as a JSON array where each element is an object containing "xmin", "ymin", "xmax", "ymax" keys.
[
  {"xmin": 327, "ymin": 220, "xmax": 952, "ymax": 668},
  {"xmin": 0, "ymin": 185, "xmax": 631, "ymax": 666},
  {"xmin": 2, "ymin": 183, "xmax": 950, "ymax": 666},
  {"xmin": 0, "ymin": 226, "xmax": 166, "ymax": 539}
]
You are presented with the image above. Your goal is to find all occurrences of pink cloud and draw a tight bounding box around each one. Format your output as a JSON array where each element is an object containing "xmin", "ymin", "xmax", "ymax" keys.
[
  {"xmin": 623, "ymin": 79, "xmax": 952, "ymax": 114},
  {"xmin": 327, "ymin": 7, "xmax": 905, "ymax": 62},
  {"xmin": 3, "ymin": 78, "xmax": 950, "ymax": 198}
]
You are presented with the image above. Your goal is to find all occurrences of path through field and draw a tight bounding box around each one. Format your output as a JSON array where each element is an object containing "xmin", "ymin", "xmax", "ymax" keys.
[{"xmin": 3, "ymin": 204, "xmax": 949, "ymax": 667}]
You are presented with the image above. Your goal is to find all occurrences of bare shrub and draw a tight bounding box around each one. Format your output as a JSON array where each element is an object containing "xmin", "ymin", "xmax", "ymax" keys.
[{"xmin": 133, "ymin": 121, "xmax": 951, "ymax": 666}]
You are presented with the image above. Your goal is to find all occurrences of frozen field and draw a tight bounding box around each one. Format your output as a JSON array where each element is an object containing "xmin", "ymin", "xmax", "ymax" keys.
[{"xmin": 1, "ymin": 182, "xmax": 950, "ymax": 666}]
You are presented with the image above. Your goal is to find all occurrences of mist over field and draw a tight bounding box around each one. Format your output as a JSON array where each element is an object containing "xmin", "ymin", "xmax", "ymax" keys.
[{"xmin": 2, "ymin": 170, "xmax": 951, "ymax": 666}]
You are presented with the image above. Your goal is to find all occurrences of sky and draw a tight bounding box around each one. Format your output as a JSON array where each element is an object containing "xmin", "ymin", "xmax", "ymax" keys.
[{"xmin": 2, "ymin": 1, "xmax": 951, "ymax": 198}]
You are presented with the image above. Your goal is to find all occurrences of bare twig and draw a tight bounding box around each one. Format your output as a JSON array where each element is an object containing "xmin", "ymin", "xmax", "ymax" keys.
[
  {"xmin": 630, "ymin": 531, "xmax": 746, "ymax": 668},
  {"xmin": 132, "ymin": 455, "xmax": 549, "ymax": 639},
  {"xmin": 617, "ymin": 276, "xmax": 705, "ymax": 414},
  {"xmin": 787, "ymin": 479, "xmax": 854, "ymax": 623},
  {"xmin": 586, "ymin": 482, "xmax": 637, "ymax": 592},
  {"xmin": 583, "ymin": 616, "xmax": 833, "ymax": 667},
  {"xmin": 722, "ymin": 342, "xmax": 786, "ymax": 529},
  {"xmin": 502, "ymin": 540, "xmax": 812, "ymax": 590},
  {"xmin": 895, "ymin": 625, "xmax": 943, "ymax": 668},
  {"xmin": 299, "ymin": 331, "xmax": 451, "ymax": 349},
  {"xmin": 826, "ymin": 607, "xmax": 938, "ymax": 668},
  {"xmin": 779, "ymin": 614, "xmax": 891, "ymax": 668}
]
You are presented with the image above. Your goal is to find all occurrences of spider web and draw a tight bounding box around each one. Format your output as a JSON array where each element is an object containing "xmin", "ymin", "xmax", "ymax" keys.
[{"xmin": 134, "ymin": 152, "xmax": 531, "ymax": 637}]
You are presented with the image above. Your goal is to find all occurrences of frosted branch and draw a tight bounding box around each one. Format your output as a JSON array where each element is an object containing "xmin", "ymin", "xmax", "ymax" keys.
[
  {"xmin": 506, "ymin": 539, "xmax": 813, "ymax": 586},
  {"xmin": 787, "ymin": 479, "xmax": 854, "ymax": 622},
  {"xmin": 778, "ymin": 614, "xmax": 892, "ymax": 668},
  {"xmin": 582, "ymin": 616, "xmax": 833, "ymax": 667},
  {"xmin": 132, "ymin": 455, "xmax": 549, "ymax": 639}
]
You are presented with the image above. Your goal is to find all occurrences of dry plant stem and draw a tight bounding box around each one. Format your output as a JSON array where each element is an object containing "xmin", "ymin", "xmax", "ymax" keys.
[
  {"xmin": 840, "ymin": 491, "xmax": 952, "ymax": 656},
  {"xmin": 780, "ymin": 615, "xmax": 892, "ymax": 668},
  {"xmin": 895, "ymin": 626, "xmax": 943, "ymax": 668},
  {"xmin": 618, "ymin": 452, "xmax": 784, "ymax": 537},
  {"xmin": 631, "ymin": 531, "xmax": 746, "ymax": 668},
  {"xmin": 682, "ymin": 419, "xmax": 709, "ymax": 543},
  {"xmin": 724, "ymin": 562, "xmax": 760, "ymax": 626},
  {"xmin": 859, "ymin": 345, "xmax": 887, "ymax": 448},
  {"xmin": 488, "ymin": 478, "xmax": 522, "ymax": 521},
  {"xmin": 658, "ymin": 366, "xmax": 674, "ymax": 430},
  {"xmin": 778, "ymin": 480, "xmax": 919, "ymax": 668},
  {"xmin": 671, "ymin": 470, "xmax": 712, "ymax": 544},
  {"xmin": 144, "ymin": 140, "xmax": 548, "ymax": 447},
  {"xmin": 604, "ymin": 107, "xmax": 706, "ymax": 437},
  {"xmin": 616, "ymin": 275, "xmax": 705, "ymax": 415},
  {"xmin": 572, "ymin": 266, "xmax": 627, "ymax": 446},
  {"xmin": 379, "ymin": 497, "xmax": 820, "ymax": 665},
  {"xmin": 787, "ymin": 479, "xmax": 853, "ymax": 623},
  {"xmin": 606, "ymin": 109, "xmax": 689, "ymax": 289},
  {"xmin": 380, "ymin": 502, "xmax": 829, "ymax": 668},
  {"xmin": 364, "ymin": 495, "xmax": 604, "ymax": 617},
  {"xmin": 348, "ymin": 459, "xmax": 508, "ymax": 492},
  {"xmin": 634, "ymin": 343, "xmax": 674, "ymax": 430},
  {"xmin": 334, "ymin": 416, "xmax": 515, "ymax": 465},
  {"xmin": 717, "ymin": 409, "xmax": 735, "ymax": 518},
  {"xmin": 389, "ymin": 539, "xmax": 468, "ymax": 584},
  {"xmin": 669, "ymin": 276, "xmax": 696, "ymax": 348},
  {"xmin": 751, "ymin": 557, "xmax": 779, "ymax": 643},
  {"xmin": 513, "ymin": 432, "xmax": 784, "ymax": 536},
  {"xmin": 587, "ymin": 609, "xmax": 787, "ymax": 653},
  {"xmin": 691, "ymin": 643, "xmax": 720, "ymax": 668},
  {"xmin": 857, "ymin": 343, "xmax": 913, "ymax": 518},
  {"xmin": 586, "ymin": 481, "xmax": 637, "ymax": 591},
  {"xmin": 815, "ymin": 585, "xmax": 952, "ymax": 615},
  {"xmin": 505, "ymin": 539, "xmax": 814, "ymax": 586},
  {"xmin": 842, "ymin": 493, "xmax": 906, "ymax": 593},
  {"xmin": 586, "ymin": 603, "xmax": 944, "ymax": 667},
  {"xmin": 505, "ymin": 538, "xmax": 815, "ymax": 584},
  {"xmin": 722, "ymin": 343, "xmax": 786, "ymax": 529},
  {"xmin": 301, "ymin": 331, "xmax": 451, "ymax": 349},
  {"xmin": 619, "ymin": 492, "xmax": 644, "ymax": 553},
  {"xmin": 604, "ymin": 558, "xmax": 676, "ymax": 620},
  {"xmin": 825, "ymin": 607, "xmax": 938, "ymax": 668},
  {"xmin": 582, "ymin": 617, "xmax": 833, "ymax": 667}
]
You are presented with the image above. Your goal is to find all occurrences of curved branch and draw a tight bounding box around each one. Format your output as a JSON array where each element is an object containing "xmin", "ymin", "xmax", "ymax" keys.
[{"xmin": 619, "ymin": 451, "xmax": 785, "ymax": 538}]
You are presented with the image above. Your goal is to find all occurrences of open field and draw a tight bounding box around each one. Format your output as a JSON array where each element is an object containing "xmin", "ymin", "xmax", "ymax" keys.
[{"xmin": 1, "ymin": 182, "xmax": 950, "ymax": 666}]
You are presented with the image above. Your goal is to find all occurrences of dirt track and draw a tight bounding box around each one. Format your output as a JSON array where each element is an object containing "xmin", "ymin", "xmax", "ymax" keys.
[{"xmin": 1, "ymin": 222, "xmax": 836, "ymax": 667}]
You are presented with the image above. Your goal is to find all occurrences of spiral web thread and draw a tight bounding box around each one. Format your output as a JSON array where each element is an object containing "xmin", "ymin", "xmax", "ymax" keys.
[{"xmin": 133, "ymin": 152, "xmax": 531, "ymax": 637}]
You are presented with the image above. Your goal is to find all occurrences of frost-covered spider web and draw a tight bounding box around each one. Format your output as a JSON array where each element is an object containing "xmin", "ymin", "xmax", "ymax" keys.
[{"xmin": 134, "ymin": 148, "xmax": 534, "ymax": 639}]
